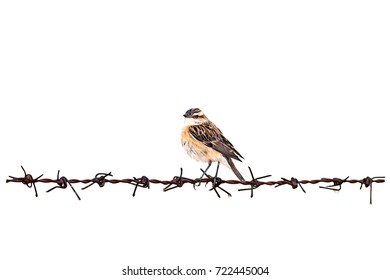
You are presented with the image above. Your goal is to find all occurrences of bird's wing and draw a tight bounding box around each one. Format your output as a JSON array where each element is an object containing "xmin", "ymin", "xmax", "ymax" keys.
[{"xmin": 189, "ymin": 123, "xmax": 244, "ymax": 161}]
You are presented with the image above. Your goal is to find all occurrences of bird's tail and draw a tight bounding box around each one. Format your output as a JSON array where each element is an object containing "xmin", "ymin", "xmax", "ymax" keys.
[{"xmin": 226, "ymin": 157, "xmax": 245, "ymax": 181}]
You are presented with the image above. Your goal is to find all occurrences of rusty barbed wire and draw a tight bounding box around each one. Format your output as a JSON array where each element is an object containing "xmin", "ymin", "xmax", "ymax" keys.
[{"xmin": 5, "ymin": 166, "xmax": 385, "ymax": 204}]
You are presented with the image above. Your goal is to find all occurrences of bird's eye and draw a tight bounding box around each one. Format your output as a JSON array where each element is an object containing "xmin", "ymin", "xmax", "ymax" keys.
[{"xmin": 193, "ymin": 115, "xmax": 199, "ymax": 119}]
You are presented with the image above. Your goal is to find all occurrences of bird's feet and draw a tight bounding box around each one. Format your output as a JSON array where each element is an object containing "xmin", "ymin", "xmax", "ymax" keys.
[
  {"xmin": 193, "ymin": 167, "xmax": 209, "ymax": 188},
  {"xmin": 193, "ymin": 178, "xmax": 201, "ymax": 189}
]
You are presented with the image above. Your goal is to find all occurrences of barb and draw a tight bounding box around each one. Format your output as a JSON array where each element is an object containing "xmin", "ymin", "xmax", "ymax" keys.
[
  {"xmin": 275, "ymin": 177, "xmax": 306, "ymax": 193},
  {"xmin": 131, "ymin": 176, "xmax": 150, "ymax": 197},
  {"xmin": 46, "ymin": 170, "xmax": 81, "ymax": 200},
  {"xmin": 6, "ymin": 166, "xmax": 43, "ymax": 197},
  {"xmin": 5, "ymin": 166, "xmax": 385, "ymax": 204},
  {"xmin": 204, "ymin": 162, "xmax": 231, "ymax": 198},
  {"xmin": 163, "ymin": 168, "xmax": 186, "ymax": 192},
  {"xmin": 238, "ymin": 167, "xmax": 272, "ymax": 198},
  {"xmin": 82, "ymin": 172, "xmax": 112, "ymax": 190},
  {"xmin": 360, "ymin": 176, "xmax": 385, "ymax": 204},
  {"xmin": 319, "ymin": 176, "xmax": 350, "ymax": 191}
]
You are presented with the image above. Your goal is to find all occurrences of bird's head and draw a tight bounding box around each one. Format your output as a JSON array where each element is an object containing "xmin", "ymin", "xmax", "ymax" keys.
[{"xmin": 183, "ymin": 108, "xmax": 208, "ymax": 126}]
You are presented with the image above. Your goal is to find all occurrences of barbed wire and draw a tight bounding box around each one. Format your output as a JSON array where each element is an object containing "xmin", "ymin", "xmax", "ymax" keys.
[{"xmin": 5, "ymin": 166, "xmax": 385, "ymax": 204}]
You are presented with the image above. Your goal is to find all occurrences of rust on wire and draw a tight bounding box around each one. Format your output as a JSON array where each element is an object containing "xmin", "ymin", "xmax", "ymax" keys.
[{"xmin": 5, "ymin": 166, "xmax": 385, "ymax": 204}]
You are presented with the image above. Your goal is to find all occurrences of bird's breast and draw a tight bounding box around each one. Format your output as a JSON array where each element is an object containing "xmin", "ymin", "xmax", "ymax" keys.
[{"xmin": 181, "ymin": 126, "xmax": 223, "ymax": 163}]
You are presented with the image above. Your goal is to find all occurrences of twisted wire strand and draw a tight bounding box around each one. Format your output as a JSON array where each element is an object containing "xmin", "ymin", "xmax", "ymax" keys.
[{"xmin": 5, "ymin": 166, "xmax": 385, "ymax": 204}]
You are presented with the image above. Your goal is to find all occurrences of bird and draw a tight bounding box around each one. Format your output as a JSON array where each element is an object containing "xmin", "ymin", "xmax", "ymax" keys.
[{"xmin": 181, "ymin": 108, "xmax": 245, "ymax": 182}]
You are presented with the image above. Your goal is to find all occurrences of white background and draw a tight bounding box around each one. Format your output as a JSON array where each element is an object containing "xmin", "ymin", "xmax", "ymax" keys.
[{"xmin": 0, "ymin": 1, "xmax": 389, "ymax": 279}]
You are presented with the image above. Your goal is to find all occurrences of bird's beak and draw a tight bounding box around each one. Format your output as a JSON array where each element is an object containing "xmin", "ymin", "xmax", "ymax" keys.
[{"xmin": 183, "ymin": 112, "xmax": 190, "ymax": 118}]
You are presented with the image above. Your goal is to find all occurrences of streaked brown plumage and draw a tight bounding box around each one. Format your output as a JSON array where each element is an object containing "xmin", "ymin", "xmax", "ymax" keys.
[{"xmin": 181, "ymin": 108, "xmax": 245, "ymax": 181}]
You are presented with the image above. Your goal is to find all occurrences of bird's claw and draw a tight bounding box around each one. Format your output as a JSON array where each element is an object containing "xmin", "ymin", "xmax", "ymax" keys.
[{"xmin": 193, "ymin": 177, "xmax": 203, "ymax": 188}]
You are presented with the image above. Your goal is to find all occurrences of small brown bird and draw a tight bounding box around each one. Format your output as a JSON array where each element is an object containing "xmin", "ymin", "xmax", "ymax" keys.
[{"xmin": 181, "ymin": 108, "xmax": 245, "ymax": 181}]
